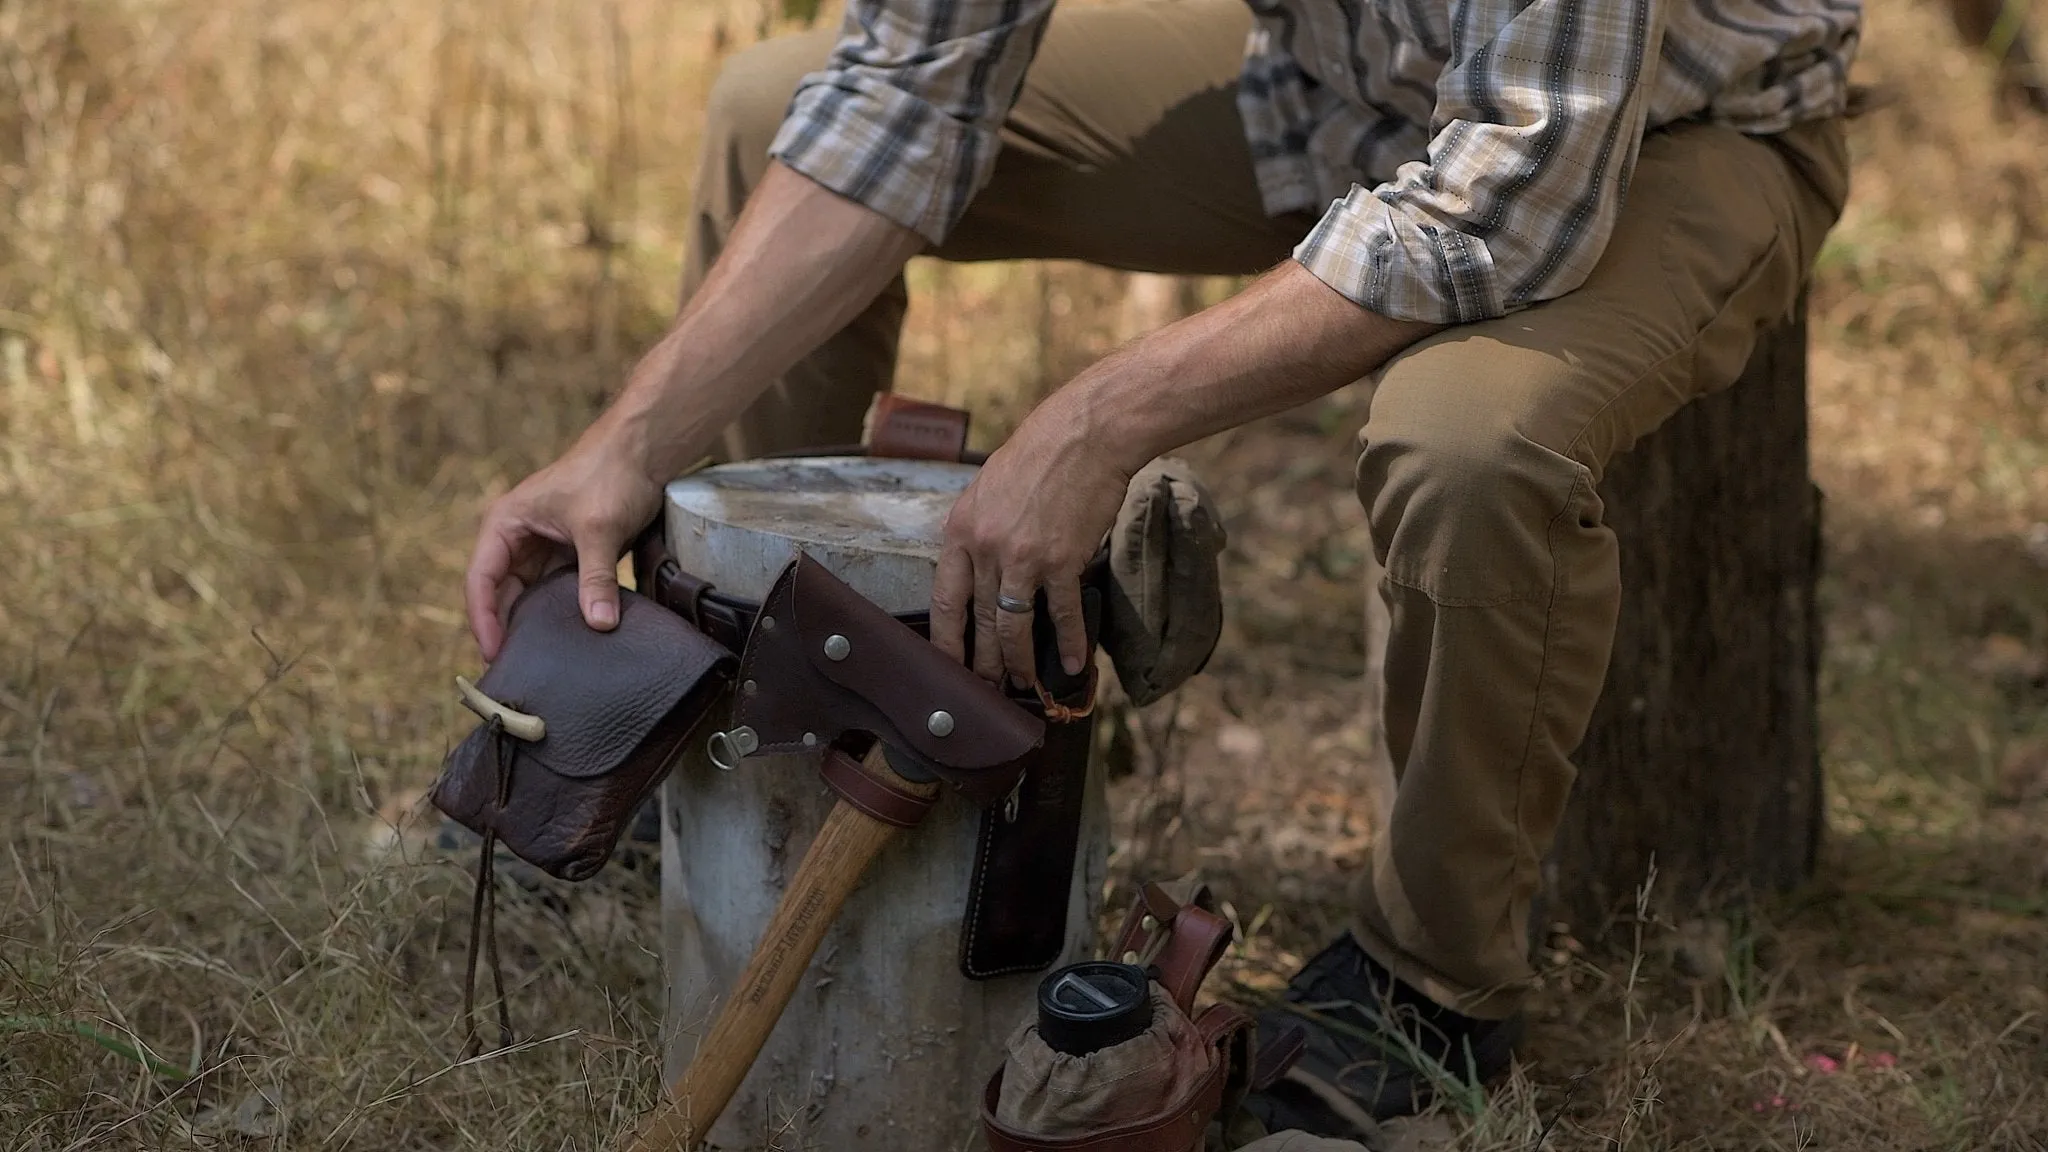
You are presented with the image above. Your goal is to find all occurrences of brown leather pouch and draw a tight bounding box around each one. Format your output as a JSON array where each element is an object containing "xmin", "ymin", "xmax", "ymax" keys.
[
  {"xmin": 431, "ymin": 570, "xmax": 735, "ymax": 880},
  {"xmin": 430, "ymin": 569, "xmax": 734, "ymax": 1053}
]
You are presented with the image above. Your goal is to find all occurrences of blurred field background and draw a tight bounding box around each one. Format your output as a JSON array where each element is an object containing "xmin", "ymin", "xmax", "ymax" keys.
[{"xmin": 2, "ymin": 0, "xmax": 2046, "ymax": 1146}]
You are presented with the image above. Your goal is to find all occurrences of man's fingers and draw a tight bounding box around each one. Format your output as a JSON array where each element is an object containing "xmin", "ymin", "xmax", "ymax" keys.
[
  {"xmin": 1044, "ymin": 577, "xmax": 1089, "ymax": 676},
  {"xmin": 970, "ymin": 564, "xmax": 1006, "ymax": 684},
  {"xmin": 495, "ymin": 576, "xmax": 528, "ymax": 629},
  {"xmin": 465, "ymin": 524, "xmax": 516, "ymax": 661},
  {"xmin": 995, "ymin": 584, "xmax": 1039, "ymax": 691},
  {"xmin": 574, "ymin": 532, "xmax": 623, "ymax": 631},
  {"xmin": 930, "ymin": 547, "xmax": 974, "ymax": 663}
]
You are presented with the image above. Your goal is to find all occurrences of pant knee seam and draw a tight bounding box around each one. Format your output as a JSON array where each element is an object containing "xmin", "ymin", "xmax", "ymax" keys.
[
  {"xmin": 1496, "ymin": 465, "xmax": 1592, "ymax": 957},
  {"xmin": 1377, "ymin": 568, "xmax": 1538, "ymax": 609}
]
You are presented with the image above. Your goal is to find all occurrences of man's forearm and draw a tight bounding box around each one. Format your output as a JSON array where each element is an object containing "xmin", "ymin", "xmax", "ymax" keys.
[
  {"xmin": 602, "ymin": 162, "xmax": 926, "ymax": 480},
  {"xmin": 1054, "ymin": 261, "xmax": 1444, "ymax": 471}
]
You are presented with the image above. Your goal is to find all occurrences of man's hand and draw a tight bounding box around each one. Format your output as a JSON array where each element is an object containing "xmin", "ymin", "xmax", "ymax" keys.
[
  {"xmin": 464, "ymin": 420, "xmax": 663, "ymax": 661},
  {"xmin": 929, "ymin": 261, "xmax": 1442, "ymax": 687},
  {"xmin": 931, "ymin": 403, "xmax": 1132, "ymax": 689},
  {"xmin": 459, "ymin": 164, "xmax": 926, "ymax": 660}
]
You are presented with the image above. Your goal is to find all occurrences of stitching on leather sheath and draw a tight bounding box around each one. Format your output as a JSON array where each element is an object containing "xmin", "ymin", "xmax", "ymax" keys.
[
  {"xmin": 734, "ymin": 567, "xmax": 804, "ymax": 757},
  {"xmin": 731, "ymin": 581, "xmax": 773, "ymax": 725},
  {"xmin": 961, "ymin": 791, "xmax": 1061, "ymax": 980},
  {"xmin": 959, "ymin": 804, "xmax": 1007, "ymax": 977}
]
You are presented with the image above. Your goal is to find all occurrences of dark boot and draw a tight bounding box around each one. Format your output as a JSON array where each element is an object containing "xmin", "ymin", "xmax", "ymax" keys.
[{"xmin": 1242, "ymin": 933, "xmax": 1520, "ymax": 1138}]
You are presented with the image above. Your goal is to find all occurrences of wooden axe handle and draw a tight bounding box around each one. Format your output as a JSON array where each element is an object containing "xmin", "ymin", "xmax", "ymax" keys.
[{"xmin": 626, "ymin": 745, "xmax": 940, "ymax": 1152}]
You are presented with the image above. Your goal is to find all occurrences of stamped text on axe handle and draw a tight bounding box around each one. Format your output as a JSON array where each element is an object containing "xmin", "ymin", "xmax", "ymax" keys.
[{"xmin": 742, "ymin": 883, "xmax": 828, "ymax": 1006}]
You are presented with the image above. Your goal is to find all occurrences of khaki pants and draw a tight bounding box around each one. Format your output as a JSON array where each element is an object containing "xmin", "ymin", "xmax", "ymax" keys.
[{"xmin": 688, "ymin": 0, "xmax": 1850, "ymax": 1018}]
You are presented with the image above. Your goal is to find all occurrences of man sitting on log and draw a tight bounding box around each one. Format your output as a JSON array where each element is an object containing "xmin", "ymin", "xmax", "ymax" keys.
[{"xmin": 461, "ymin": 0, "xmax": 1858, "ymax": 1134}]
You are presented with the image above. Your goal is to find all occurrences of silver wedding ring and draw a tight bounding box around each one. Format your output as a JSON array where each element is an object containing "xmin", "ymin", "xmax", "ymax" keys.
[{"xmin": 995, "ymin": 593, "xmax": 1035, "ymax": 614}]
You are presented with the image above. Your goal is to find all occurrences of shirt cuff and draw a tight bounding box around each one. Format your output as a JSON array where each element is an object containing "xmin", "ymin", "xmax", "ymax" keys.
[
  {"xmin": 1293, "ymin": 183, "xmax": 1510, "ymax": 325},
  {"xmin": 769, "ymin": 73, "xmax": 992, "ymax": 246}
]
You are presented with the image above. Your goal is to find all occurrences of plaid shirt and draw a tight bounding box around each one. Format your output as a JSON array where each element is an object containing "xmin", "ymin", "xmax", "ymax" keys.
[{"xmin": 769, "ymin": 0, "xmax": 1857, "ymax": 323}]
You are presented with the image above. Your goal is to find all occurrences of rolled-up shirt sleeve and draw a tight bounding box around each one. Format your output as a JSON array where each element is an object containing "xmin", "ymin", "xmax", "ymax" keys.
[
  {"xmin": 1295, "ymin": 0, "xmax": 1666, "ymax": 324},
  {"xmin": 770, "ymin": 0, "xmax": 1055, "ymax": 245}
]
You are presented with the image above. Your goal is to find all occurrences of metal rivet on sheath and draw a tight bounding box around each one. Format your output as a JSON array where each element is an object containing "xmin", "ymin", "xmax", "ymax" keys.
[
  {"xmin": 802, "ymin": 732, "xmax": 817, "ymax": 747},
  {"xmin": 1141, "ymin": 914, "xmax": 1159, "ymax": 932},
  {"xmin": 824, "ymin": 634, "xmax": 850, "ymax": 662},
  {"xmin": 1121, "ymin": 951, "xmax": 1139, "ymax": 965},
  {"xmin": 926, "ymin": 710, "xmax": 955, "ymax": 738},
  {"xmin": 759, "ymin": 615, "xmax": 776, "ymax": 631},
  {"xmin": 742, "ymin": 679, "xmax": 757, "ymax": 696}
]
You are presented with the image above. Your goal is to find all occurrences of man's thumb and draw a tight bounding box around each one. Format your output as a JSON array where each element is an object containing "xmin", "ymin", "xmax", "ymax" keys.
[{"xmin": 575, "ymin": 536, "xmax": 622, "ymax": 631}]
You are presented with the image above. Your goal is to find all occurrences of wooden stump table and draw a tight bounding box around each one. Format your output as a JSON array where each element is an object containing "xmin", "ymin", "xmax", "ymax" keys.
[{"xmin": 656, "ymin": 456, "xmax": 1111, "ymax": 1151}]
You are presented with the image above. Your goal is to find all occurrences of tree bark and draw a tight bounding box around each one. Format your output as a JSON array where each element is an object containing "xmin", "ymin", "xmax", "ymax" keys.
[{"xmin": 1544, "ymin": 311, "xmax": 1825, "ymax": 930}]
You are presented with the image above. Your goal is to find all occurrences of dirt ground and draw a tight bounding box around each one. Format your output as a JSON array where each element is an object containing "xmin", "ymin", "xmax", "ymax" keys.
[{"xmin": 3, "ymin": 0, "xmax": 2046, "ymax": 1147}]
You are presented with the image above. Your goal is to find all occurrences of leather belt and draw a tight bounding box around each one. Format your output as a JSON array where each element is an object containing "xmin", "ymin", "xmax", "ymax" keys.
[
  {"xmin": 641, "ymin": 550, "xmax": 935, "ymax": 654},
  {"xmin": 633, "ymin": 529, "xmax": 1099, "ymax": 667}
]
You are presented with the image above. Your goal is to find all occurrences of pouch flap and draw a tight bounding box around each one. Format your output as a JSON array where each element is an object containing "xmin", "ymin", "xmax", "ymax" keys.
[
  {"xmin": 473, "ymin": 570, "xmax": 734, "ymax": 779},
  {"xmin": 786, "ymin": 551, "xmax": 1043, "ymax": 771}
]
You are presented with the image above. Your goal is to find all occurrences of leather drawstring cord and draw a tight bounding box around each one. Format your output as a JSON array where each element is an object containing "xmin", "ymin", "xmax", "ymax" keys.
[{"xmin": 460, "ymin": 718, "xmax": 515, "ymax": 1059}]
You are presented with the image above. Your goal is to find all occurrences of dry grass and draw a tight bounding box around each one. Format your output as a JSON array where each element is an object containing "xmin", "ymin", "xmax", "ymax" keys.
[{"xmin": 2, "ymin": 0, "xmax": 2046, "ymax": 1147}]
